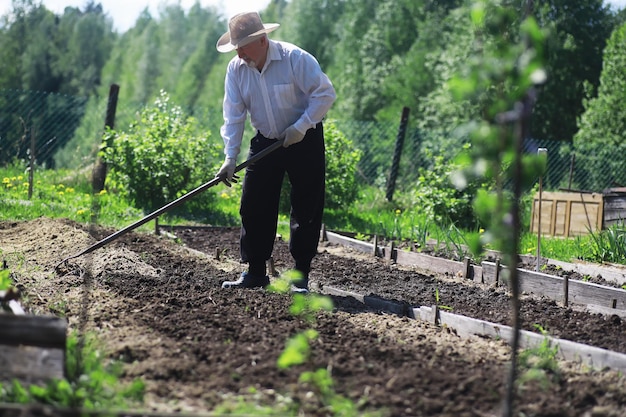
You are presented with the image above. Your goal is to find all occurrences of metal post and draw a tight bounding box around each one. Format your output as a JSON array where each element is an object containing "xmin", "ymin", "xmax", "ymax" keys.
[{"xmin": 536, "ymin": 148, "xmax": 548, "ymax": 272}]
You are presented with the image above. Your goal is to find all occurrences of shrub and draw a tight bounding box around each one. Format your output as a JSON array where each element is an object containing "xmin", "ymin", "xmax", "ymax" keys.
[
  {"xmin": 407, "ymin": 145, "xmax": 486, "ymax": 230},
  {"xmin": 102, "ymin": 90, "xmax": 221, "ymax": 214}
]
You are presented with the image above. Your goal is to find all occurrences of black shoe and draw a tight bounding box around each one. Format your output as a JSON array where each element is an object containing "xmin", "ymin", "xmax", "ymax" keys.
[
  {"xmin": 291, "ymin": 277, "xmax": 309, "ymax": 294},
  {"xmin": 222, "ymin": 272, "xmax": 270, "ymax": 289}
]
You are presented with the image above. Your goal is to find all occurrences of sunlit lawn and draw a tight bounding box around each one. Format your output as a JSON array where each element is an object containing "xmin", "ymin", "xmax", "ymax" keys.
[{"xmin": 2, "ymin": 164, "xmax": 621, "ymax": 266}]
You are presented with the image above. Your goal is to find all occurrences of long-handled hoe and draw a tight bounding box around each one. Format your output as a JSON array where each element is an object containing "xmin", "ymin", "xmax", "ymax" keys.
[{"xmin": 55, "ymin": 138, "xmax": 285, "ymax": 271}]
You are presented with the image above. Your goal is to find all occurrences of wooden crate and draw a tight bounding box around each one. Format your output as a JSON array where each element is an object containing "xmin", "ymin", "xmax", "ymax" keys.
[
  {"xmin": 531, "ymin": 191, "xmax": 603, "ymax": 237},
  {"xmin": 603, "ymin": 188, "xmax": 626, "ymax": 228}
]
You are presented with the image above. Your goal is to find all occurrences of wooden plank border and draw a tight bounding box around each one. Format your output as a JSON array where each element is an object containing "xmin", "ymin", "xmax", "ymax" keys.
[
  {"xmin": 324, "ymin": 229, "xmax": 626, "ymax": 312},
  {"xmin": 415, "ymin": 306, "xmax": 626, "ymax": 373},
  {"xmin": 324, "ymin": 231, "xmax": 483, "ymax": 280},
  {"xmin": 0, "ymin": 314, "xmax": 67, "ymax": 349},
  {"xmin": 319, "ymin": 285, "xmax": 626, "ymax": 373},
  {"xmin": 325, "ymin": 231, "xmax": 379, "ymax": 255},
  {"xmin": 323, "ymin": 286, "xmax": 409, "ymax": 316},
  {"xmin": 482, "ymin": 261, "xmax": 626, "ymax": 311},
  {"xmin": 0, "ymin": 314, "xmax": 67, "ymax": 382}
]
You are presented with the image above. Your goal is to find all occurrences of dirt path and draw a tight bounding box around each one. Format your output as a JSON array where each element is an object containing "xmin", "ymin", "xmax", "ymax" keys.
[{"xmin": 1, "ymin": 218, "xmax": 625, "ymax": 416}]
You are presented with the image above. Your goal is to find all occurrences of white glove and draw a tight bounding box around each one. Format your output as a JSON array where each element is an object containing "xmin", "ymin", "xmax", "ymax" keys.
[
  {"xmin": 282, "ymin": 125, "xmax": 306, "ymax": 148},
  {"xmin": 216, "ymin": 157, "xmax": 237, "ymax": 187}
]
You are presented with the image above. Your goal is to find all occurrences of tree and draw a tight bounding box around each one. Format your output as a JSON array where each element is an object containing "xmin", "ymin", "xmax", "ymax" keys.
[
  {"xmin": 531, "ymin": 0, "xmax": 616, "ymax": 142},
  {"xmin": 571, "ymin": 22, "xmax": 626, "ymax": 190},
  {"xmin": 54, "ymin": 2, "xmax": 116, "ymax": 97},
  {"xmin": 0, "ymin": 1, "xmax": 115, "ymax": 166},
  {"xmin": 376, "ymin": 0, "xmax": 463, "ymax": 122},
  {"xmin": 172, "ymin": 4, "xmax": 224, "ymax": 110},
  {"xmin": 280, "ymin": 0, "xmax": 344, "ymax": 70}
]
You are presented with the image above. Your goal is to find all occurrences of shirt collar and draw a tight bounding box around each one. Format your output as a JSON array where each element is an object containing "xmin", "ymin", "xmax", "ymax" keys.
[{"xmin": 267, "ymin": 40, "xmax": 281, "ymax": 63}]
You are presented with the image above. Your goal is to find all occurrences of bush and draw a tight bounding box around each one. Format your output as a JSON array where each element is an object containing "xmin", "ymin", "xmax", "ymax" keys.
[
  {"xmin": 324, "ymin": 119, "xmax": 362, "ymax": 209},
  {"xmin": 406, "ymin": 146, "xmax": 485, "ymax": 230},
  {"xmin": 102, "ymin": 90, "xmax": 221, "ymax": 214}
]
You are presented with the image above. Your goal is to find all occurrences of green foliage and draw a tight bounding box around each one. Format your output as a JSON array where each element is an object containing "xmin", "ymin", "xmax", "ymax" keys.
[
  {"xmin": 0, "ymin": 1, "xmax": 115, "ymax": 166},
  {"xmin": 408, "ymin": 145, "xmax": 486, "ymax": 230},
  {"xmin": 587, "ymin": 224, "xmax": 626, "ymax": 264},
  {"xmin": 102, "ymin": 90, "xmax": 221, "ymax": 214},
  {"xmin": 277, "ymin": 329, "xmax": 319, "ymax": 369},
  {"xmin": 0, "ymin": 269, "xmax": 11, "ymax": 290},
  {"xmin": 448, "ymin": 0, "xmax": 548, "ymax": 264},
  {"xmin": 324, "ymin": 120, "xmax": 363, "ymax": 209},
  {"xmin": 0, "ymin": 162, "xmax": 146, "ymax": 227},
  {"xmin": 299, "ymin": 368, "xmax": 377, "ymax": 417},
  {"xmin": 269, "ymin": 271, "xmax": 334, "ymax": 325},
  {"xmin": 0, "ymin": 332, "xmax": 144, "ymax": 409},
  {"xmin": 532, "ymin": 0, "xmax": 616, "ymax": 144},
  {"xmin": 572, "ymin": 22, "xmax": 626, "ymax": 191},
  {"xmin": 280, "ymin": 0, "xmax": 344, "ymax": 70},
  {"xmin": 517, "ymin": 325, "xmax": 561, "ymax": 390}
]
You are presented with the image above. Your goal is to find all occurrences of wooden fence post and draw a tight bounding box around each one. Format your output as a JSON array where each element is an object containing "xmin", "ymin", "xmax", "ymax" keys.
[
  {"xmin": 92, "ymin": 84, "xmax": 120, "ymax": 193},
  {"xmin": 385, "ymin": 107, "xmax": 410, "ymax": 202}
]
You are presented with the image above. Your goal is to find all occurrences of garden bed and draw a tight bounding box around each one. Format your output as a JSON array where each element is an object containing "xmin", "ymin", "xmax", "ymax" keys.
[{"xmin": 1, "ymin": 218, "xmax": 625, "ymax": 416}]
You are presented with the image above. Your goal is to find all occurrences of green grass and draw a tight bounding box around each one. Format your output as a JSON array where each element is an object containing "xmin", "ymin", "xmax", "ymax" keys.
[
  {"xmin": 3, "ymin": 164, "xmax": 624, "ymax": 267},
  {"xmin": 1, "ymin": 166, "xmax": 145, "ymax": 228}
]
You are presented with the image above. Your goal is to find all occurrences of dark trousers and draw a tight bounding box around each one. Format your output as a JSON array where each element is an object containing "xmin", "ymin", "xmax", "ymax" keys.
[{"xmin": 240, "ymin": 123, "xmax": 325, "ymax": 274}]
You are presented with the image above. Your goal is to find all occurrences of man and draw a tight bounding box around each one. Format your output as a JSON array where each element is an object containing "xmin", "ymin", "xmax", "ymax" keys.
[{"xmin": 215, "ymin": 11, "xmax": 336, "ymax": 293}]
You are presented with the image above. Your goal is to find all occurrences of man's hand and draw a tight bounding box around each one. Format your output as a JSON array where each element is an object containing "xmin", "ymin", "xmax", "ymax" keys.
[
  {"xmin": 216, "ymin": 157, "xmax": 238, "ymax": 187},
  {"xmin": 282, "ymin": 125, "xmax": 306, "ymax": 148}
]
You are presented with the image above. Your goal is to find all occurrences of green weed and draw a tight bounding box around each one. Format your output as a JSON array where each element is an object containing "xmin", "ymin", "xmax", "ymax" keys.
[
  {"xmin": 587, "ymin": 225, "xmax": 626, "ymax": 264},
  {"xmin": 264, "ymin": 270, "xmax": 379, "ymax": 415},
  {"xmin": 517, "ymin": 325, "xmax": 561, "ymax": 391},
  {"xmin": 0, "ymin": 268, "xmax": 11, "ymax": 290},
  {"xmin": 435, "ymin": 286, "xmax": 453, "ymax": 311}
]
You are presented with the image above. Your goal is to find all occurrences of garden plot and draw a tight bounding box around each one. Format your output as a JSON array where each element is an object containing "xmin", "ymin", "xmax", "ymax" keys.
[{"xmin": 1, "ymin": 218, "xmax": 626, "ymax": 416}]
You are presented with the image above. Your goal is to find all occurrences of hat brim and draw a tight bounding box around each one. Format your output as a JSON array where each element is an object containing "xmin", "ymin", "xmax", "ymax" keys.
[{"xmin": 216, "ymin": 23, "xmax": 280, "ymax": 53}]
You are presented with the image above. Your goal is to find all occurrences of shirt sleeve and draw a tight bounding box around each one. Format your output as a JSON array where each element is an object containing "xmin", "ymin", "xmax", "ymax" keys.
[
  {"xmin": 220, "ymin": 63, "xmax": 247, "ymax": 159},
  {"xmin": 290, "ymin": 51, "xmax": 336, "ymax": 134}
]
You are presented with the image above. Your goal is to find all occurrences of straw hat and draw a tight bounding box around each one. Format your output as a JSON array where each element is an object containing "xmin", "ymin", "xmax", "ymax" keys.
[{"xmin": 216, "ymin": 12, "xmax": 280, "ymax": 53}]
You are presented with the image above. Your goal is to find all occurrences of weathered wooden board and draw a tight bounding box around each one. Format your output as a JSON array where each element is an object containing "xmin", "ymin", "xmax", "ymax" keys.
[
  {"xmin": 531, "ymin": 191, "xmax": 603, "ymax": 237},
  {"xmin": 481, "ymin": 261, "xmax": 626, "ymax": 311},
  {"xmin": 325, "ymin": 231, "xmax": 377, "ymax": 254},
  {"xmin": 0, "ymin": 314, "xmax": 67, "ymax": 348},
  {"xmin": 481, "ymin": 261, "xmax": 500, "ymax": 285},
  {"xmin": 415, "ymin": 306, "xmax": 626, "ymax": 373},
  {"xmin": 548, "ymin": 259, "xmax": 626, "ymax": 287},
  {"xmin": 323, "ymin": 286, "xmax": 408, "ymax": 316},
  {"xmin": 0, "ymin": 345, "xmax": 65, "ymax": 382},
  {"xmin": 566, "ymin": 278, "xmax": 626, "ymax": 310},
  {"xmin": 395, "ymin": 250, "xmax": 463, "ymax": 276},
  {"xmin": 603, "ymin": 191, "xmax": 626, "ymax": 228},
  {"xmin": 0, "ymin": 314, "xmax": 67, "ymax": 382},
  {"xmin": 587, "ymin": 304, "xmax": 626, "ymax": 318},
  {"xmin": 326, "ymin": 229, "xmax": 626, "ymax": 312},
  {"xmin": 322, "ymin": 283, "xmax": 626, "ymax": 372}
]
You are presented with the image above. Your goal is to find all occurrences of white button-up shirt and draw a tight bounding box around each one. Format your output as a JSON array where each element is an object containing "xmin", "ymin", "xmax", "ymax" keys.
[{"xmin": 220, "ymin": 40, "xmax": 336, "ymax": 158}]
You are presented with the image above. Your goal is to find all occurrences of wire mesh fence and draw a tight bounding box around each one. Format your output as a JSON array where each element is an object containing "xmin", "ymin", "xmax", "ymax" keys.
[
  {"xmin": 0, "ymin": 89, "xmax": 88, "ymax": 168},
  {"xmin": 1, "ymin": 88, "xmax": 622, "ymax": 196}
]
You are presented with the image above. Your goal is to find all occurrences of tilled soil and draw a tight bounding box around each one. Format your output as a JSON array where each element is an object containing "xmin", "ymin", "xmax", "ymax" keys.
[{"xmin": 1, "ymin": 217, "xmax": 626, "ymax": 417}]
